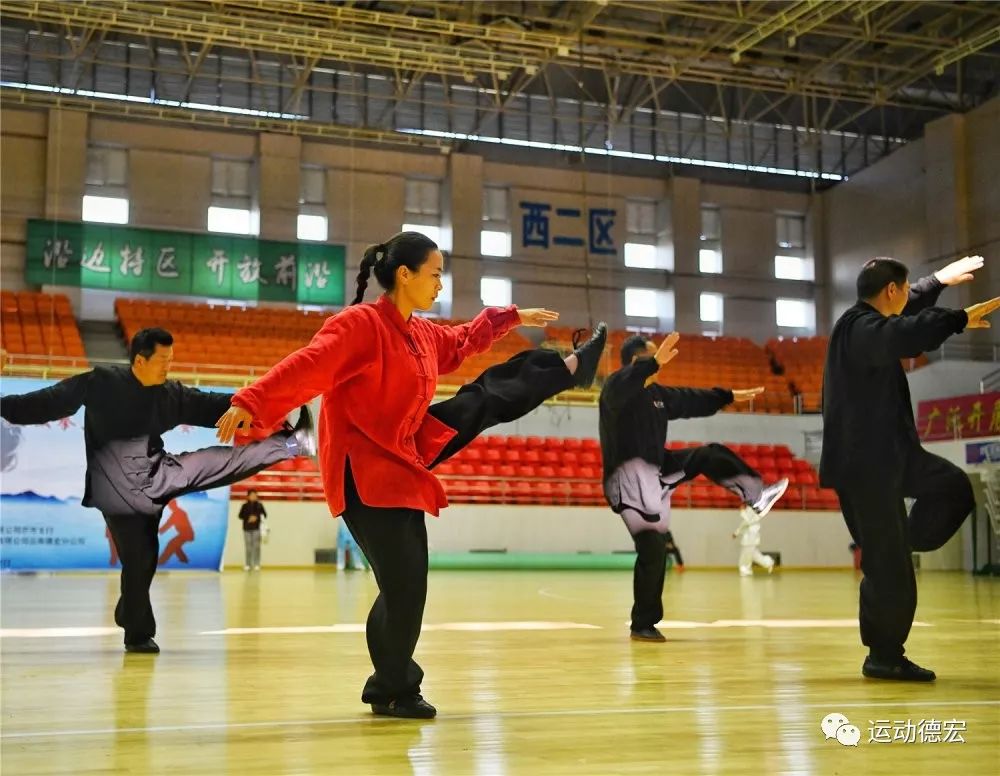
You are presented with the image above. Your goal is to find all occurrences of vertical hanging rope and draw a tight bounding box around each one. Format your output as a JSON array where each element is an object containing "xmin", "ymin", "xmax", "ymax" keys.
[
  {"xmin": 577, "ymin": 28, "xmax": 596, "ymax": 331},
  {"xmin": 346, "ymin": 93, "xmax": 356, "ymax": 311},
  {"xmin": 46, "ymin": 108, "xmax": 63, "ymax": 363}
]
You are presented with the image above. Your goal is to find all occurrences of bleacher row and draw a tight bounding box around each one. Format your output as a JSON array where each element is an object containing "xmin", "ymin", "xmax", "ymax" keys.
[
  {"xmin": 542, "ymin": 326, "xmax": 796, "ymax": 413},
  {"xmin": 6, "ymin": 295, "xmax": 925, "ymax": 420},
  {"xmin": 231, "ymin": 435, "xmax": 841, "ymax": 510},
  {"xmin": 0, "ymin": 291, "xmax": 88, "ymax": 366},
  {"xmin": 112, "ymin": 298, "xmax": 847, "ymax": 412}
]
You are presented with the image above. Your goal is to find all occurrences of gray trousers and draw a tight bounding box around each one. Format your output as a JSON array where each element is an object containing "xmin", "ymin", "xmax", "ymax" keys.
[{"xmin": 243, "ymin": 529, "xmax": 261, "ymax": 568}]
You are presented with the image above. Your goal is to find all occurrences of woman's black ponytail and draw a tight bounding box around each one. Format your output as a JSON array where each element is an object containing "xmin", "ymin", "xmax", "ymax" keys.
[
  {"xmin": 351, "ymin": 232, "xmax": 438, "ymax": 305},
  {"xmin": 353, "ymin": 243, "xmax": 386, "ymax": 305}
]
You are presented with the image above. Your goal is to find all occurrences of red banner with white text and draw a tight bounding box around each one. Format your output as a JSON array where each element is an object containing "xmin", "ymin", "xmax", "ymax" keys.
[{"xmin": 917, "ymin": 391, "xmax": 1000, "ymax": 441}]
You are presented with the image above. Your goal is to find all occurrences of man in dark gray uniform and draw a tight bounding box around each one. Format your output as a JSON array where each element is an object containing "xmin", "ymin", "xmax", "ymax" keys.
[
  {"xmin": 1, "ymin": 328, "xmax": 315, "ymax": 653},
  {"xmin": 600, "ymin": 333, "xmax": 788, "ymax": 642}
]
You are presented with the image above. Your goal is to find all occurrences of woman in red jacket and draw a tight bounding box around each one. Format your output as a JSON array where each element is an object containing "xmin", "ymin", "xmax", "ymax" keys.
[{"xmin": 216, "ymin": 231, "xmax": 606, "ymax": 719}]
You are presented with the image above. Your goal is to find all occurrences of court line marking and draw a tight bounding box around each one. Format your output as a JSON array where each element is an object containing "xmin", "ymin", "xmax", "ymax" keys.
[
  {"xmin": 0, "ymin": 622, "xmax": 603, "ymax": 639},
  {"xmin": 4, "ymin": 699, "xmax": 998, "ymax": 740},
  {"xmin": 201, "ymin": 622, "xmax": 602, "ymax": 635},
  {"xmin": 2, "ymin": 617, "xmax": 971, "ymax": 638}
]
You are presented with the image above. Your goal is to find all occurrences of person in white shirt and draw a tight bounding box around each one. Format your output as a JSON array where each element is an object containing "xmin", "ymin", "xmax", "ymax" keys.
[{"xmin": 732, "ymin": 506, "xmax": 775, "ymax": 576}]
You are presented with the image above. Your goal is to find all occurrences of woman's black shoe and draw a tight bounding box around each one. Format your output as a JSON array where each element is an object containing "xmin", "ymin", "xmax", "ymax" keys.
[{"xmin": 571, "ymin": 322, "xmax": 608, "ymax": 388}]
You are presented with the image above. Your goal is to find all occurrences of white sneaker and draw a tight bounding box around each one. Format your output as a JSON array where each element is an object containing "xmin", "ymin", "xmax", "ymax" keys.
[
  {"xmin": 752, "ymin": 478, "xmax": 789, "ymax": 519},
  {"xmin": 336, "ymin": 563, "xmax": 345, "ymax": 571},
  {"xmin": 739, "ymin": 569, "xmax": 753, "ymax": 577},
  {"xmin": 243, "ymin": 565, "xmax": 250, "ymax": 571},
  {"xmin": 253, "ymin": 565, "xmax": 261, "ymax": 571}
]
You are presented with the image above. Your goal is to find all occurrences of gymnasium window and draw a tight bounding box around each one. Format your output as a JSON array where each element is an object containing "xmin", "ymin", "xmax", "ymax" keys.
[
  {"xmin": 83, "ymin": 147, "xmax": 129, "ymax": 224},
  {"xmin": 82, "ymin": 195, "xmax": 129, "ymax": 225},
  {"xmin": 626, "ymin": 287, "xmax": 675, "ymax": 331},
  {"xmin": 700, "ymin": 292, "xmax": 723, "ymax": 323},
  {"xmin": 776, "ymin": 298, "xmax": 816, "ymax": 331},
  {"xmin": 209, "ymin": 159, "xmax": 254, "ymax": 235},
  {"xmin": 481, "ymin": 186, "xmax": 511, "ymax": 257},
  {"xmin": 403, "ymin": 178, "xmax": 448, "ymax": 249},
  {"xmin": 624, "ymin": 199, "xmax": 665, "ymax": 269},
  {"xmin": 298, "ymin": 167, "xmax": 328, "ymax": 242},
  {"xmin": 625, "ymin": 287, "xmax": 658, "ymax": 318},
  {"xmin": 774, "ymin": 213, "xmax": 813, "ymax": 280},
  {"xmin": 699, "ymin": 207, "xmax": 722, "ymax": 274},
  {"xmin": 480, "ymin": 276, "xmax": 512, "ymax": 307}
]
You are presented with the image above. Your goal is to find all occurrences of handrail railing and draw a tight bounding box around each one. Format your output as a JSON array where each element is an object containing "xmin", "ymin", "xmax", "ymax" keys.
[
  {"xmin": 926, "ymin": 341, "xmax": 1000, "ymax": 364},
  {"xmin": 980, "ymin": 365, "xmax": 1000, "ymax": 393},
  {"xmin": 0, "ymin": 352, "xmax": 601, "ymax": 405},
  {"xmin": 0, "ymin": 352, "xmax": 826, "ymax": 413}
]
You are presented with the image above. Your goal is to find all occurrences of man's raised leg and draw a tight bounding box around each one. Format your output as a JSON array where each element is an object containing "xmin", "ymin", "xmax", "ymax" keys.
[{"xmin": 147, "ymin": 407, "xmax": 315, "ymax": 503}]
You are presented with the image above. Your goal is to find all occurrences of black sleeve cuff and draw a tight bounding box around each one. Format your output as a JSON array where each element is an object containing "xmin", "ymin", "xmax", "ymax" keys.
[
  {"xmin": 637, "ymin": 357, "xmax": 660, "ymax": 378},
  {"xmin": 954, "ymin": 309, "xmax": 969, "ymax": 333}
]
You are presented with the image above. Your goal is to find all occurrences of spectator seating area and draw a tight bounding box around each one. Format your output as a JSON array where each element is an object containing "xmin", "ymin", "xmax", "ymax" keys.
[
  {"xmin": 767, "ymin": 336, "xmax": 827, "ymax": 413},
  {"xmin": 1, "ymin": 296, "xmax": 932, "ymax": 419},
  {"xmin": 544, "ymin": 326, "xmax": 796, "ymax": 413},
  {"xmin": 767, "ymin": 335, "xmax": 929, "ymax": 412},
  {"xmin": 115, "ymin": 298, "xmax": 535, "ymax": 382},
  {"xmin": 231, "ymin": 435, "xmax": 840, "ymax": 511},
  {"xmin": 0, "ymin": 291, "xmax": 87, "ymax": 366},
  {"xmin": 116, "ymin": 298, "xmax": 329, "ymax": 370}
]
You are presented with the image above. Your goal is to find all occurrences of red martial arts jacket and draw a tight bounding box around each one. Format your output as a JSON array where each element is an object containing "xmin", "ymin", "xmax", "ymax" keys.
[{"xmin": 232, "ymin": 295, "xmax": 520, "ymax": 517}]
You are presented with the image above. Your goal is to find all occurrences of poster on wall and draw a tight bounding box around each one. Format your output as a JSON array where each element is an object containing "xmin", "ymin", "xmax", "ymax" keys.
[
  {"xmin": 0, "ymin": 377, "xmax": 232, "ymax": 572},
  {"xmin": 25, "ymin": 219, "xmax": 346, "ymax": 307},
  {"xmin": 965, "ymin": 440, "xmax": 1000, "ymax": 464}
]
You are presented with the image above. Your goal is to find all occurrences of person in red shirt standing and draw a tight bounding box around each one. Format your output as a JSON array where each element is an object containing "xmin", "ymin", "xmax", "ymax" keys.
[{"xmin": 216, "ymin": 231, "xmax": 606, "ymax": 719}]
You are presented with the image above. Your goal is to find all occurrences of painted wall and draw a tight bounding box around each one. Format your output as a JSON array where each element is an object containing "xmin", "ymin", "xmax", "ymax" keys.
[
  {"xmin": 220, "ymin": 435, "xmax": 994, "ymax": 573},
  {"xmin": 822, "ymin": 96, "xmax": 1000, "ymax": 348},
  {"xmin": 2, "ymin": 106, "xmax": 817, "ymax": 343},
  {"xmin": 222, "ymin": 500, "xmax": 855, "ymax": 570}
]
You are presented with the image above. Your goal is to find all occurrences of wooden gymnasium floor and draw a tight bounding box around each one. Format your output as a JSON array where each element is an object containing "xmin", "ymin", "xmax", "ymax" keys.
[{"xmin": 1, "ymin": 568, "xmax": 998, "ymax": 775}]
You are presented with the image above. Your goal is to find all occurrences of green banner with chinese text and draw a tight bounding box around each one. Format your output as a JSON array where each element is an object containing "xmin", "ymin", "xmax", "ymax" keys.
[{"xmin": 25, "ymin": 220, "xmax": 346, "ymax": 306}]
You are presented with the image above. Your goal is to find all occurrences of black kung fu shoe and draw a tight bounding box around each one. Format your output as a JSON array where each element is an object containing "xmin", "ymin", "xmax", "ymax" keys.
[
  {"xmin": 370, "ymin": 695, "xmax": 438, "ymax": 719},
  {"xmin": 571, "ymin": 322, "xmax": 609, "ymax": 389},
  {"xmin": 630, "ymin": 626, "xmax": 667, "ymax": 643},
  {"xmin": 124, "ymin": 638, "xmax": 160, "ymax": 654},
  {"xmin": 862, "ymin": 655, "xmax": 936, "ymax": 682}
]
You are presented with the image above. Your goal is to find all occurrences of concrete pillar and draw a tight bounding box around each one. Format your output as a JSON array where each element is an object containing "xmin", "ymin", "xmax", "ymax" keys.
[
  {"xmin": 445, "ymin": 152, "xmax": 484, "ymax": 319},
  {"xmin": 258, "ymin": 133, "xmax": 301, "ymax": 242},
  {"xmin": 44, "ymin": 109, "xmax": 87, "ymax": 221},
  {"xmin": 810, "ymin": 194, "xmax": 832, "ymax": 334},
  {"xmin": 669, "ymin": 176, "xmax": 701, "ymax": 333},
  {"xmin": 445, "ymin": 152, "xmax": 482, "ymax": 256}
]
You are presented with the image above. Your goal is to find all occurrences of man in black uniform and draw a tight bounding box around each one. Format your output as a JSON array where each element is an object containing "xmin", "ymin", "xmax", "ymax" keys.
[
  {"xmin": 821, "ymin": 254, "xmax": 998, "ymax": 681},
  {"xmin": 0, "ymin": 328, "xmax": 315, "ymax": 653},
  {"xmin": 600, "ymin": 333, "xmax": 789, "ymax": 642}
]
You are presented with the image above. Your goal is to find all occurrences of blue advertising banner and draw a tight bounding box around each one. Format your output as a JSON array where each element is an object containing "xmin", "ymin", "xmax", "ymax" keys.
[
  {"xmin": 965, "ymin": 439, "xmax": 1000, "ymax": 465},
  {"xmin": 0, "ymin": 376, "xmax": 233, "ymax": 572}
]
